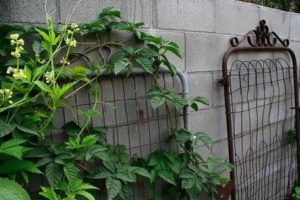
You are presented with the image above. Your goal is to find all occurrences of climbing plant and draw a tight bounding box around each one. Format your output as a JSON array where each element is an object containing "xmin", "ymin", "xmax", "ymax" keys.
[{"xmin": 0, "ymin": 7, "xmax": 231, "ymax": 200}]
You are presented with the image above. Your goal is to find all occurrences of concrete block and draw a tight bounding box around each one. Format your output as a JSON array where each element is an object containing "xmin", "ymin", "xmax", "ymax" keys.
[
  {"xmin": 290, "ymin": 41, "xmax": 300, "ymax": 62},
  {"xmin": 212, "ymin": 139, "xmax": 229, "ymax": 159},
  {"xmin": 186, "ymin": 33, "xmax": 232, "ymax": 72},
  {"xmin": 143, "ymin": 29, "xmax": 185, "ymax": 72},
  {"xmin": 59, "ymin": 0, "xmax": 152, "ymax": 27},
  {"xmin": 187, "ymin": 72, "xmax": 213, "ymax": 110},
  {"xmin": 190, "ymin": 107, "xmax": 227, "ymax": 141},
  {"xmin": 259, "ymin": 6, "xmax": 290, "ymax": 39},
  {"xmin": 117, "ymin": 126, "xmax": 129, "ymax": 146},
  {"xmin": 156, "ymin": 0, "xmax": 214, "ymax": 32},
  {"xmin": 5, "ymin": 0, "xmax": 58, "ymax": 23},
  {"xmin": 215, "ymin": 1, "xmax": 260, "ymax": 35},
  {"xmin": 0, "ymin": 1, "xmax": 10, "ymax": 23},
  {"xmin": 290, "ymin": 13, "xmax": 300, "ymax": 42}
]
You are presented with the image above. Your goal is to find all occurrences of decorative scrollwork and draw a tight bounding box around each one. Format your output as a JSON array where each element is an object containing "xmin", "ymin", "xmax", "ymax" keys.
[{"xmin": 230, "ymin": 20, "xmax": 289, "ymax": 48}]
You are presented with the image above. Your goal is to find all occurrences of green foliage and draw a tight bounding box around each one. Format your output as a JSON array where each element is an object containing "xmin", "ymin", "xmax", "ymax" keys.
[
  {"xmin": 294, "ymin": 186, "xmax": 300, "ymax": 199},
  {"xmin": 0, "ymin": 178, "xmax": 31, "ymax": 200},
  {"xmin": 0, "ymin": 6, "xmax": 232, "ymax": 200}
]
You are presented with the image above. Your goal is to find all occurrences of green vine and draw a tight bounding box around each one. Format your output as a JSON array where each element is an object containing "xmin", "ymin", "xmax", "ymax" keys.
[{"xmin": 0, "ymin": 7, "xmax": 232, "ymax": 200}]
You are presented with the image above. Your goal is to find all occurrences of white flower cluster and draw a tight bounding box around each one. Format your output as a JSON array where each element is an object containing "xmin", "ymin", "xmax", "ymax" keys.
[
  {"xmin": 10, "ymin": 34, "xmax": 24, "ymax": 58},
  {"xmin": 0, "ymin": 89, "xmax": 13, "ymax": 104},
  {"xmin": 6, "ymin": 66, "xmax": 27, "ymax": 80},
  {"xmin": 45, "ymin": 71, "xmax": 56, "ymax": 84},
  {"xmin": 65, "ymin": 38, "xmax": 77, "ymax": 47},
  {"xmin": 64, "ymin": 23, "xmax": 79, "ymax": 47}
]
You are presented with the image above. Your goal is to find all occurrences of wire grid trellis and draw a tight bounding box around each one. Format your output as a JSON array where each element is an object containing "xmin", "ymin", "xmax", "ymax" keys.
[
  {"xmin": 226, "ymin": 58, "xmax": 297, "ymax": 200},
  {"xmin": 51, "ymin": 73, "xmax": 185, "ymax": 199}
]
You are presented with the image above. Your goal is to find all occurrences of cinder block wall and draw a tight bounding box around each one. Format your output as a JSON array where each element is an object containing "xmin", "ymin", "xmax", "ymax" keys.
[
  {"xmin": 3, "ymin": 0, "xmax": 300, "ymax": 163},
  {"xmin": 2, "ymin": 0, "xmax": 300, "ymax": 198}
]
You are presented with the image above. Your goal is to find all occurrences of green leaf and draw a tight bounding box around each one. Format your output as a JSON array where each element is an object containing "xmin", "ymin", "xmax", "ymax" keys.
[
  {"xmin": 46, "ymin": 162, "xmax": 63, "ymax": 188},
  {"xmin": 36, "ymin": 157, "xmax": 52, "ymax": 167},
  {"xmin": 99, "ymin": 7, "xmax": 121, "ymax": 20},
  {"xmin": 0, "ymin": 139, "xmax": 31, "ymax": 159},
  {"xmin": 34, "ymin": 80, "xmax": 50, "ymax": 92},
  {"xmin": 39, "ymin": 187, "xmax": 59, "ymax": 200},
  {"xmin": 78, "ymin": 109, "xmax": 99, "ymax": 118},
  {"xmin": 58, "ymin": 66, "xmax": 88, "ymax": 82},
  {"xmin": 181, "ymin": 179, "xmax": 195, "ymax": 190},
  {"xmin": 64, "ymin": 163, "xmax": 79, "ymax": 184},
  {"xmin": 0, "ymin": 120, "xmax": 15, "ymax": 138},
  {"xmin": 110, "ymin": 50, "xmax": 126, "ymax": 63},
  {"xmin": 114, "ymin": 172, "xmax": 136, "ymax": 182},
  {"xmin": 149, "ymin": 95, "xmax": 165, "ymax": 109},
  {"xmin": 0, "ymin": 159, "xmax": 41, "ymax": 175},
  {"xmin": 35, "ymin": 28, "xmax": 50, "ymax": 42},
  {"xmin": 136, "ymin": 57, "xmax": 153, "ymax": 74},
  {"xmin": 163, "ymin": 58, "xmax": 176, "ymax": 76},
  {"xmin": 62, "ymin": 121, "xmax": 81, "ymax": 137},
  {"xmin": 164, "ymin": 41, "xmax": 182, "ymax": 58},
  {"xmin": 16, "ymin": 125, "xmax": 39, "ymax": 136},
  {"xmin": 0, "ymin": 178, "xmax": 31, "ymax": 200},
  {"xmin": 77, "ymin": 191, "xmax": 95, "ymax": 200},
  {"xmin": 157, "ymin": 170, "xmax": 176, "ymax": 186},
  {"xmin": 132, "ymin": 167, "xmax": 151, "ymax": 179},
  {"xmin": 32, "ymin": 40, "xmax": 42, "ymax": 56},
  {"xmin": 106, "ymin": 177, "xmax": 122, "ymax": 200},
  {"xmin": 81, "ymin": 135, "xmax": 98, "ymax": 147},
  {"xmin": 193, "ymin": 132, "xmax": 212, "ymax": 148},
  {"xmin": 93, "ymin": 170, "xmax": 111, "ymax": 179},
  {"xmin": 113, "ymin": 58, "xmax": 129, "ymax": 75}
]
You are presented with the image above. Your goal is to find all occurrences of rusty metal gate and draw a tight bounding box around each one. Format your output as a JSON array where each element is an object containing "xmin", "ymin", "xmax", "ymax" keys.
[{"xmin": 220, "ymin": 20, "xmax": 300, "ymax": 200}]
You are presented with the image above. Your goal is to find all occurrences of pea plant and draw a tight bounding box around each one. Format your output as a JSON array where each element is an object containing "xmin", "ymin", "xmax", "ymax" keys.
[{"xmin": 0, "ymin": 7, "xmax": 231, "ymax": 200}]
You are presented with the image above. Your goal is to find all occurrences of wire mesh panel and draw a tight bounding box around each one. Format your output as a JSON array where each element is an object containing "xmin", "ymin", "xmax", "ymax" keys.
[
  {"xmin": 52, "ymin": 72, "xmax": 186, "ymax": 199},
  {"xmin": 228, "ymin": 58, "xmax": 296, "ymax": 199},
  {"xmin": 221, "ymin": 20, "xmax": 300, "ymax": 200}
]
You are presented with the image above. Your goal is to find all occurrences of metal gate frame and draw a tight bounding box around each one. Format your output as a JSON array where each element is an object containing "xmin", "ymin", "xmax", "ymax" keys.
[{"xmin": 220, "ymin": 20, "xmax": 300, "ymax": 200}]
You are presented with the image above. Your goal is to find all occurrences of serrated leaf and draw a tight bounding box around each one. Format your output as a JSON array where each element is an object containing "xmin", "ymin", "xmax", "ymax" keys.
[
  {"xmin": 113, "ymin": 58, "xmax": 129, "ymax": 75},
  {"xmin": 106, "ymin": 177, "xmax": 122, "ymax": 200},
  {"xmin": 136, "ymin": 57, "xmax": 153, "ymax": 74},
  {"xmin": 157, "ymin": 170, "xmax": 176, "ymax": 186},
  {"xmin": 77, "ymin": 191, "xmax": 95, "ymax": 200},
  {"xmin": 0, "ymin": 178, "xmax": 31, "ymax": 200},
  {"xmin": 99, "ymin": 7, "xmax": 121, "ymax": 21},
  {"xmin": 193, "ymin": 132, "xmax": 212, "ymax": 148},
  {"xmin": 181, "ymin": 179, "xmax": 195, "ymax": 190},
  {"xmin": 163, "ymin": 58, "xmax": 176, "ymax": 76},
  {"xmin": 132, "ymin": 167, "xmax": 151, "ymax": 179},
  {"xmin": 93, "ymin": 170, "xmax": 111, "ymax": 179},
  {"xmin": 64, "ymin": 163, "xmax": 79, "ymax": 184},
  {"xmin": 46, "ymin": 162, "xmax": 63, "ymax": 188},
  {"xmin": 0, "ymin": 158, "xmax": 41, "ymax": 175},
  {"xmin": 36, "ymin": 157, "xmax": 52, "ymax": 167},
  {"xmin": 0, "ymin": 120, "xmax": 15, "ymax": 138},
  {"xmin": 0, "ymin": 139, "xmax": 30, "ymax": 159},
  {"xmin": 149, "ymin": 95, "xmax": 165, "ymax": 109},
  {"xmin": 39, "ymin": 187, "xmax": 59, "ymax": 200},
  {"xmin": 81, "ymin": 135, "xmax": 98, "ymax": 147}
]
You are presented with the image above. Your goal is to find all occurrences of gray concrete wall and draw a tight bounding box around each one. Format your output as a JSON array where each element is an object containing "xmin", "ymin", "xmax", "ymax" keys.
[{"xmin": 2, "ymin": 0, "xmax": 300, "ymax": 198}]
